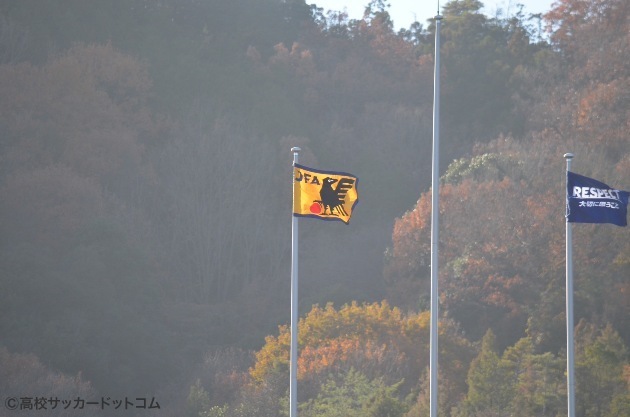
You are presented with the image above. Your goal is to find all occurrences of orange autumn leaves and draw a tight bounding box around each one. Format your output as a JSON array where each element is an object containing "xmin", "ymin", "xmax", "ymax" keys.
[
  {"xmin": 298, "ymin": 338, "xmax": 400, "ymax": 377},
  {"xmin": 249, "ymin": 301, "xmax": 473, "ymax": 414},
  {"xmin": 386, "ymin": 137, "xmax": 629, "ymax": 346},
  {"xmin": 250, "ymin": 302, "xmax": 430, "ymax": 384},
  {"xmin": 386, "ymin": 154, "xmax": 565, "ymax": 340}
]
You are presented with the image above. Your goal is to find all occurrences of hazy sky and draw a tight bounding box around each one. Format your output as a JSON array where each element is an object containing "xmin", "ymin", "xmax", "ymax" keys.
[{"xmin": 312, "ymin": 0, "xmax": 555, "ymax": 29}]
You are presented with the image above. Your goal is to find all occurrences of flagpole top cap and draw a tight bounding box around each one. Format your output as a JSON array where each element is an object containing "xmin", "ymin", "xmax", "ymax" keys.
[
  {"xmin": 564, "ymin": 153, "xmax": 574, "ymax": 160},
  {"xmin": 291, "ymin": 147, "xmax": 301, "ymax": 153}
]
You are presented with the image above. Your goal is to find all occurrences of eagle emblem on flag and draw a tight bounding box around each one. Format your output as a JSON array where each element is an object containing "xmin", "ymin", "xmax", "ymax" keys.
[{"xmin": 293, "ymin": 163, "xmax": 359, "ymax": 224}]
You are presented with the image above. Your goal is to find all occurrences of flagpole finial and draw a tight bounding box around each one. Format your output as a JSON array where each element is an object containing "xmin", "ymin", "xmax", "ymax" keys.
[
  {"xmin": 291, "ymin": 147, "xmax": 301, "ymax": 154},
  {"xmin": 564, "ymin": 153, "xmax": 574, "ymax": 160}
]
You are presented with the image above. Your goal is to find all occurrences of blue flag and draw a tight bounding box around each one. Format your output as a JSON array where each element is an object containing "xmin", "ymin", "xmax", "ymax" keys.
[{"xmin": 566, "ymin": 171, "xmax": 629, "ymax": 226}]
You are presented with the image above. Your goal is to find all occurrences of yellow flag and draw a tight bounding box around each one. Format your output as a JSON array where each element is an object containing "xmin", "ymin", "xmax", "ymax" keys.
[{"xmin": 293, "ymin": 163, "xmax": 359, "ymax": 224}]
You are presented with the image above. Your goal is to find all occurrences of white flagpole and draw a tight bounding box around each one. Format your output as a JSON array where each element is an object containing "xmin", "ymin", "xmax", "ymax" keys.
[
  {"xmin": 290, "ymin": 146, "xmax": 301, "ymax": 417},
  {"xmin": 430, "ymin": 11, "xmax": 443, "ymax": 417},
  {"xmin": 564, "ymin": 152, "xmax": 575, "ymax": 417}
]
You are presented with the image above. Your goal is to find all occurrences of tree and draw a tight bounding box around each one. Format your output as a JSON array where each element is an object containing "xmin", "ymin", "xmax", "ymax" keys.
[
  {"xmin": 386, "ymin": 142, "xmax": 564, "ymax": 343},
  {"xmin": 0, "ymin": 347, "xmax": 97, "ymax": 417},
  {"xmin": 575, "ymin": 323, "xmax": 629, "ymax": 417},
  {"xmin": 149, "ymin": 111, "xmax": 288, "ymax": 304},
  {"xmin": 0, "ymin": 43, "xmax": 178, "ymax": 394},
  {"xmin": 421, "ymin": 0, "xmax": 544, "ymax": 158},
  {"xmin": 187, "ymin": 380, "xmax": 212, "ymax": 417},
  {"xmin": 541, "ymin": 0, "xmax": 630, "ymax": 161},
  {"xmin": 300, "ymin": 369, "xmax": 406, "ymax": 417},
  {"xmin": 457, "ymin": 330, "xmax": 513, "ymax": 417},
  {"xmin": 0, "ymin": 42, "xmax": 159, "ymax": 197},
  {"xmin": 249, "ymin": 302, "xmax": 472, "ymax": 417},
  {"xmin": 386, "ymin": 132, "xmax": 629, "ymax": 350},
  {"xmin": 503, "ymin": 338, "xmax": 564, "ymax": 417},
  {"xmin": 455, "ymin": 333, "xmax": 565, "ymax": 417},
  {"xmin": 250, "ymin": 301, "xmax": 427, "ymax": 391}
]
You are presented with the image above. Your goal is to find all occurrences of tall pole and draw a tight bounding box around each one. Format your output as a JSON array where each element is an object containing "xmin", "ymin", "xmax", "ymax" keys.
[
  {"xmin": 564, "ymin": 152, "xmax": 575, "ymax": 417},
  {"xmin": 290, "ymin": 146, "xmax": 301, "ymax": 417},
  {"xmin": 430, "ymin": 12, "xmax": 443, "ymax": 417}
]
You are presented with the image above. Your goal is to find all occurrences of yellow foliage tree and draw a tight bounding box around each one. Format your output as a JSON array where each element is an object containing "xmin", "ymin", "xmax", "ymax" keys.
[{"xmin": 250, "ymin": 301, "xmax": 472, "ymax": 407}]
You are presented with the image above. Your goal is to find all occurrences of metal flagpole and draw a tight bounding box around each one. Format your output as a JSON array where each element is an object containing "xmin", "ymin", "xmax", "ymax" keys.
[
  {"xmin": 290, "ymin": 146, "xmax": 301, "ymax": 417},
  {"xmin": 430, "ymin": 11, "xmax": 443, "ymax": 417},
  {"xmin": 564, "ymin": 152, "xmax": 575, "ymax": 417}
]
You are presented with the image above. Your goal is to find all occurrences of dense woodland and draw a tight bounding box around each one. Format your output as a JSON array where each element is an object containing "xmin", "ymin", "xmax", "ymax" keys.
[{"xmin": 0, "ymin": 0, "xmax": 628, "ymax": 416}]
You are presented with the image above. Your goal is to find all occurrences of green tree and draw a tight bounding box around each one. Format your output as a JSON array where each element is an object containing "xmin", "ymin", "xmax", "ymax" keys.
[
  {"xmin": 300, "ymin": 368, "xmax": 405, "ymax": 417},
  {"xmin": 607, "ymin": 391, "xmax": 630, "ymax": 417},
  {"xmin": 365, "ymin": 389, "xmax": 407, "ymax": 417},
  {"xmin": 456, "ymin": 333, "xmax": 565, "ymax": 417},
  {"xmin": 503, "ymin": 338, "xmax": 564, "ymax": 417},
  {"xmin": 576, "ymin": 324, "xmax": 629, "ymax": 417},
  {"xmin": 428, "ymin": 0, "xmax": 543, "ymax": 153},
  {"xmin": 461, "ymin": 330, "xmax": 513, "ymax": 417},
  {"xmin": 187, "ymin": 380, "xmax": 212, "ymax": 417}
]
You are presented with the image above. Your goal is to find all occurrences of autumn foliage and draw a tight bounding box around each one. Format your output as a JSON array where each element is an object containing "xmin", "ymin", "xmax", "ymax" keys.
[
  {"xmin": 250, "ymin": 302, "xmax": 432, "ymax": 386},
  {"xmin": 248, "ymin": 301, "xmax": 473, "ymax": 416}
]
